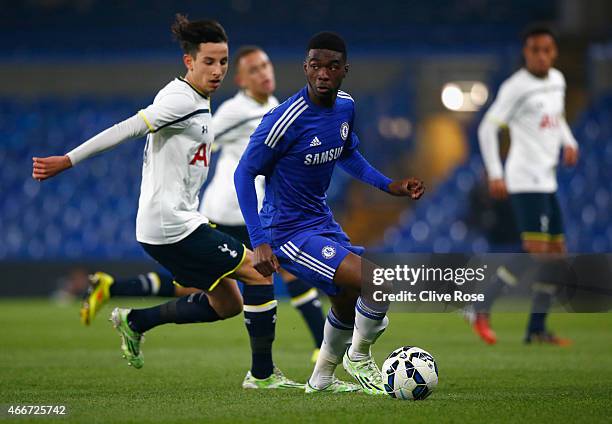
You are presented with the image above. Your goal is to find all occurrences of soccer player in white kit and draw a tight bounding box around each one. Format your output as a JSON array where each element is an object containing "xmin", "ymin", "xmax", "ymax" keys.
[
  {"xmin": 32, "ymin": 15, "xmax": 301, "ymax": 388},
  {"xmin": 476, "ymin": 25, "xmax": 578, "ymax": 345},
  {"xmin": 79, "ymin": 46, "xmax": 326, "ymax": 362}
]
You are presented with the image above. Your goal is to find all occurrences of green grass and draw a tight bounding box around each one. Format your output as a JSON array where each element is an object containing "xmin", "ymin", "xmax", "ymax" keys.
[{"xmin": 1, "ymin": 299, "xmax": 611, "ymax": 423}]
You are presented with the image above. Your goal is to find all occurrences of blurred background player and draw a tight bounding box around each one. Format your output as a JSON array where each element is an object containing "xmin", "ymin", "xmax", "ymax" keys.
[
  {"xmin": 475, "ymin": 25, "xmax": 578, "ymax": 345},
  {"xmin": 235, "ymin": 32, "xmax": 425, "ymax": 394},
  {"xmin": 32, "ymin": 14, "xmax": 301, "ymax": 389},
  {"xmin": 80, "ymin": 46, "xmax": 326, "ymax": 362}
]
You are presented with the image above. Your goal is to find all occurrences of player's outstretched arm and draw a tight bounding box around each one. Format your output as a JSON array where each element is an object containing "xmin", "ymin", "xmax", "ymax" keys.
[
  {"xmin": 32, "ymin": 113, "xmax": 149, "ymax": 182},
  {"xmin": 338, "ymin": 148, "xmax": 425, "ymax": 200}
]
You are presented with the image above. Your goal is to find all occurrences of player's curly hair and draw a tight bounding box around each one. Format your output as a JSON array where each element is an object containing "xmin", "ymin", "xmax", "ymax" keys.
[{"xmin": 171, "ymin": 14, "xmax": 228, "ymax": 57}]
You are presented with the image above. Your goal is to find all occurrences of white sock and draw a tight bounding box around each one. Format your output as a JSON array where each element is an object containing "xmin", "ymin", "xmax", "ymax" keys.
[
  {"xmin": 348, "ymin": 298, "xmax": 389, "ymax": 361},
  {"xmin": 308, "ymin": 310, "xmax": 353, "ymax": 389}
]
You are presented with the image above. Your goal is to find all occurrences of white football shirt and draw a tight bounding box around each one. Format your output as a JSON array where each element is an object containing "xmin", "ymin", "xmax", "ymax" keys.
[
  {"xmin": 136, "ymin": 77, "xmax": 213, "ymax": 244},
  {"xmin": 201, "ymin": 91, "xmax": 278, "ymax": 225},
  {"xmin": 478, "ymin": 68, "xmax": 578, "ymax": 193}
]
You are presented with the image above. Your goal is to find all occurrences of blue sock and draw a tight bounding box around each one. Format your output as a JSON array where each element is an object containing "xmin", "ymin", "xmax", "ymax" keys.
[
  {"xmin": 128, "ymin": 292, "xmax": 220, "ymax": 333},
  {"xmin": 109, "ymin": 272, "xmax": 175, "ymax": 297},
  {"xmin": 286, "ymin": 279, "xmax": 324, "ymax": 348},
  {"xmin": 243, "ymin": 285, "xmax": 277, "ymax": 379}
]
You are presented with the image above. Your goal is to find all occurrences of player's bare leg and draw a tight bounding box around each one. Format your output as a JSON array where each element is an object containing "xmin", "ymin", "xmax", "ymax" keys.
[{"xmin": 205, "ymin": 278, "xmax": 243, "ymax": 318}]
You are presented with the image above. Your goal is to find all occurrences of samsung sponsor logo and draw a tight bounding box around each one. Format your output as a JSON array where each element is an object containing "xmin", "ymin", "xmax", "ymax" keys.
[{"xmin": 304, "ymin": 146, "xmax": 344, "ymax": 165}]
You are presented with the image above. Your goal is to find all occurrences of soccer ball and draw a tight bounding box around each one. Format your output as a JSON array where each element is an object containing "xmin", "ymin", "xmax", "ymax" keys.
[{"xmin": 381, "ymin": 346, "xmax": 438, "ymax": 400}]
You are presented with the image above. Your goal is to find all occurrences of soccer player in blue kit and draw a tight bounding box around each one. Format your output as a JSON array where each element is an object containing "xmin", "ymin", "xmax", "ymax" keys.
[{"xmin": 235, "ymin": 32, "xmax": 425, "ymax": 394}]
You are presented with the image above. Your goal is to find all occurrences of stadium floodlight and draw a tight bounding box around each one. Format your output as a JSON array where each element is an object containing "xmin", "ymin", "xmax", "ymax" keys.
[
  {"xmin": 470, "ymin": 82, "xmax": 489, "ymax": 107},
  {"xmin": 441, "ymin": 83, "xmax": 464, "ymax": 111},
  {"xmin": 441, "ymin": 81, "xmax": 489, "ymax": 112}
]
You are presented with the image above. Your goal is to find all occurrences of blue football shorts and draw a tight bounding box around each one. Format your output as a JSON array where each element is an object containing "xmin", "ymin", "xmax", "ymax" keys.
[{"xmin": 273, "ymin": 229, "xmax": 364, "ymax": 296}]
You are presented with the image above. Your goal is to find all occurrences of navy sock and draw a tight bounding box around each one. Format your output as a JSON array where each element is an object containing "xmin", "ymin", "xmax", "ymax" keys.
[
  {"xmin": 527, "ymin": 257, "xmax": 564, "ymax": 335},
  {"xmin": 109, "ymin": 272, "xmax": 175, "ymax": 297},
  {"xmin": 243, "ymin": 284, "xmax": 276, "ymax": 379},
  {"xmin": 527, "ymin": 287, "xmax": 554, "ymax": 335},
  {"xmin": 128, "ymin": 292, "xmax": 220, "ymax": 333},
  {"xmin": 286, "ymin": 279, "xmax": 325, "ymax": 348}
]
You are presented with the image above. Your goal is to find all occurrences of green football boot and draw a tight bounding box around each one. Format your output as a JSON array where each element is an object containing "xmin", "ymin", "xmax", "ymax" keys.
[
  {"xmin": 109, "ymin": 307, "xmax": 144, "ymax": 369},
  {"xmin": 242, "ymin": 367, "xmax": 304, "ymax": 389},
  {"xmin": 342, "ymin": 350, "xmax": 386, "ymax": 395},
  {"xmin": 305, "ymin": 378, "xmax": 361, "ymax": 394}
]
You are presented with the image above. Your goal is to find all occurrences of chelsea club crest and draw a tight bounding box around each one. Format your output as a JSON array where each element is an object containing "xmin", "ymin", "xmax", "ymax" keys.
[
  {"xmin": 340, "ymin": 122, "xmax": 349, "ymax": 141},
  {"xmin": 322, "ymin": 245, "xmax": 336, "ymax": 259}
]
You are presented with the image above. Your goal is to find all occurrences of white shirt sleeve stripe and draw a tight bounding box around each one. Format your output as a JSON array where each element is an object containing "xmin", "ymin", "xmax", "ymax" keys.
[
  {"xmin": 264, "ymin": 98, "xmax": 305, "ymax": 146},
  {"xmin": 267, "ymin": 100, "xmax": 306, "ymax": 146},
  {"xmin": 268, "ymin": 103, "xmax": 309, "ymax": 148}
]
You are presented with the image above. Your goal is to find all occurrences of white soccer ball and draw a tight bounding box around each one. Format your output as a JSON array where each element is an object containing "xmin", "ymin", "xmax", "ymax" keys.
[{"xmin": 381, "ymin": 346, "xmax": 438, "ymax": 400}]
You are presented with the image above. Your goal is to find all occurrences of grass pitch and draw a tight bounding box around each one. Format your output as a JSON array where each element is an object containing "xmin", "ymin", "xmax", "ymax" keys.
[{"xmin": 1, "ymin": 299, "xmax": 611, "ymax": 423}]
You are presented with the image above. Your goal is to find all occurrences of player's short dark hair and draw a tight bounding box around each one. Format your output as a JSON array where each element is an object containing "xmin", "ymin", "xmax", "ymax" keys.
[
  {"xmin": 522, "ymin": 24, "xmax": 558, "ymax": 45},
  {"xmin": 306, "ymin": 31, "xmax": 347, "ymax": 61},
  {"xmin": 233, "ymin": 45, "xmax": 264, "ymax": 70},
  {"xmin": 171, "ymin": 13, "xmax": 228, "ymax": 57}
]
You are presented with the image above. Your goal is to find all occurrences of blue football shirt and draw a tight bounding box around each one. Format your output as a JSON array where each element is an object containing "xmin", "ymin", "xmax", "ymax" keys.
[{"xmin": 235, "ymin": 86, "xmax": 390, "ymax": 248}]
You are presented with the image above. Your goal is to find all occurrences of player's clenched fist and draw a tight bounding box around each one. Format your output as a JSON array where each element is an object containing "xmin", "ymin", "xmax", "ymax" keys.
[
  {"xmin": 252, "ymin": 243, "xmax": 280, "ymax": 277},
  {"xmin": 388, "ymin": 178, "xmax": 425, "ymax": 199},
  {"xmin": 32, "ymin": 155, "xmax": 73, "ymax": 181}
]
